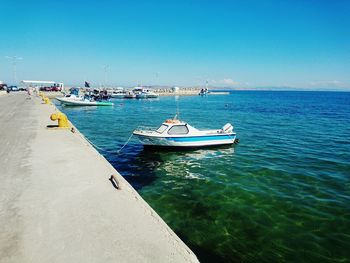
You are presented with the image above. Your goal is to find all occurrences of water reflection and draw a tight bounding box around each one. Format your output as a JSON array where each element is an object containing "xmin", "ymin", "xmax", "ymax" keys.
[{"xmin": 125, "ymin": 146, "xmax": 236, "ymax": 184}]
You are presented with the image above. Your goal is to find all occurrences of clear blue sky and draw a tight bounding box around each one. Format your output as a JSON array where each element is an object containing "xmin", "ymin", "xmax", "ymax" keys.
[{"xmin": 1, "ymin": 0, "xmax": 349, "ymax": 89}]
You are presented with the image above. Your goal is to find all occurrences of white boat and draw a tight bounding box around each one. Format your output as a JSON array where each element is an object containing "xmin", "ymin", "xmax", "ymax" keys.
[
  {"xmin": 133, "ymin": 118, "xmax": 236, "ymax": 148},
  {"xmin": 110, "ymin": 87, "xmax": 126, "ymax": 98},
  {"xmin": 124, "ymin": 91, "xmax": 136, "ymax": 99},
  {"xmin": 111, "ymin": 91, "xmax": 126, "ymax": 98},
  {"xmin": 199, "ymin": 81, "xmax": 209, "ymax": 96},
  {"xmin": 56, "ymin": 93, "xmax": 84, "ymax": 102},
  {"xmin": 56, "ymin": 96, "xmax": 114, "ymax": 106},
  {"xmin": 136, "ymin": 90, "xmax": 159, "ymax": 99}
]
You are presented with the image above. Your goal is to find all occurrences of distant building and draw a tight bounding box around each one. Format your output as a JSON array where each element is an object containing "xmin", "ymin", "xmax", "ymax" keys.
[{"xmin": 172, "ymin": 86, "xmax": 179, "ymax": 93}]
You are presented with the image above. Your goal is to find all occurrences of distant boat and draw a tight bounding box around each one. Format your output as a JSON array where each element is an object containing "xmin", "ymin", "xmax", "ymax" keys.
[
  {"xmin": 136, "ymin": 90, "xmax": 159, "ymax": 99},
  {"xmin": 56, "ymin": 87, "xmax": 84, "ymax": 102},
  {"xmin": 133, "ymin": 118, "xmax": 236, "ymax": 148},
  {"xmin": 56, "ymin": 98, "xmax": 113, "ymax": 106},
  {"xmin": 199, "ymin": 81, "xmax": 209, "ymax": 96},
  {"xmin": 56, "ymin": 88, "xmax": 113, "ymax": 106},
  {"xmin": 110, "ymin": 91, "xmax": 126, "ymax": 98},
  {"xmin": 124, "ymin": 91, "xmax": 136, "ymax": 99},
  {"xmin": 199, "ymin": 88, "xmax": 209, "ymax": 96}
]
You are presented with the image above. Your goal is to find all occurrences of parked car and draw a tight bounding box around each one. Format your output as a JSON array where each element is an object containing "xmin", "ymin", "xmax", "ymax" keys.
[
  {"xmin": 0, "ymin": 83, "xmax": 7, "ymax": 91},
  {"xmin": 39, "ymin": 86, "xmax": 62, "ymax": 92},
  {"xmin": 8, "ymin": 86, "xmax": 19, "ymax": 91}
]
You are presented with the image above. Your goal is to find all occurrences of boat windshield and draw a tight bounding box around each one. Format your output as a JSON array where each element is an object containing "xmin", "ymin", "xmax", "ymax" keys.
[
  {"xmin": 156, "ymin": 124, "xmax": 168, "ymax": 134},
  {"xmin": 168, "ymin": 125, "xmax": 189, "ymax": 135}
]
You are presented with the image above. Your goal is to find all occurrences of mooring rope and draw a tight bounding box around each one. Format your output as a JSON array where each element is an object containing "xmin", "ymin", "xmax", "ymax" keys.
[
  {"xmin": 82, "ymin": 133, "xmax": 134, "ymax": 154},
  {"xmin": 83, "ymin": 135, "xmax": 110, "ymax": 152},
  {"xmin": 117, "ymin": 133, "xmax": 134, "ymax": 153}
]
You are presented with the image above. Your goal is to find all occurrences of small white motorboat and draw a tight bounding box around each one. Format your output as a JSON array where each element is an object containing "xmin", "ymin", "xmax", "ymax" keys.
[
  {"xmin": 133, "ymin": 118, "xmax": 236, "ymax": 148},
  {"xmin": 136, "ymin": 90, "xmax": 159, "ymax": 99},
  {"xmin": 110, "ymin": 91, "xmax": 126, "ymax": 99},
  {"xmin": 56, "ymin": 93, "xmax": 84, "ymax": 102},
  {"xmin": 110, "ymin": 87, "xmax": 126, "ymax": 98},
  {"xmin": 124, "ymin": 91, "xmax": 136, "ymax": 99},
  {"xmin": 56, "ymin": 94, "xmax": 113, "ymax": 106},
  {"xmin": 56, "ymin": 97, "xmax": 114, "ymax": 106}
]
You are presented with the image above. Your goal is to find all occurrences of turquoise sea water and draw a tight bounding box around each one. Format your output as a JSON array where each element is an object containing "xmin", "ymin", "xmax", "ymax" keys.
[{"xmin": 56, "ymin": 91, "xmax": 350, "ymax": 262}]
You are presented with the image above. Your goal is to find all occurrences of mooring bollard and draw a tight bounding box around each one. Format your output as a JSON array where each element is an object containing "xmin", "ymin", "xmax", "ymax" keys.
[
  {"xmin": 44, "ymin": 97, "xmax": 50, "ymax": 104},
  {"xmin": 50, "ymin": 112, "xmax": 69, "ymax": 128}
]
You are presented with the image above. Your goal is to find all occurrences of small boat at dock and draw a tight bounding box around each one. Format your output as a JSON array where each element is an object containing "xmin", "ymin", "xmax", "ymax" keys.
[
  {"xmin": 56, "ymin": 89, "xmax": 113, "ymax": 106},
  {"xmin": 56, "ymin": 98, "xmax": 114, "ymax": 106},
  {"xmin": 135, "ymin": 89, "xmax": 159, "ymax": 99},
  {"xmin": 133, "ymin": 118, "xmax": 236, "ymax": 148},
  {"xmin": 132, "ymin": 87, "xmax": 159, "ymax": 99},
  {"xmin": 110, "ymin": 87, "xmax": 126, "ymax": 98},
  {"xmin": 124, "ymin": 91, "xmax": 136, "ymax": 99}
]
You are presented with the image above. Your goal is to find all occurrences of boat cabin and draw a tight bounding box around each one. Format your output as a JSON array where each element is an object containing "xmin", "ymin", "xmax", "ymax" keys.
[
  {"xmin": 156, "ymin": 120, "xmax": 191, "ymax": 135},
  {"xmin": 154, "ymin": 119, "xmax": 233, "ymax": 136}
]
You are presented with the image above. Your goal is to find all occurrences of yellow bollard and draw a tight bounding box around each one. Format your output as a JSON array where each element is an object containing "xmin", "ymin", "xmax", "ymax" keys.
[
  {"xmin": 44, "ymin": 97, "xmax": 50, "ymax": 104},
  {"xmin": 50, "ymin": 112, "xmax": 69, "ymax": 128}
]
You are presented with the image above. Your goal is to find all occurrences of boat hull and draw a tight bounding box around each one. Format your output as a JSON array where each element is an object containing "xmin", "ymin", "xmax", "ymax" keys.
[
  {"xmin": 110, "ymin": 94, "xmax": 125, "ymax": 99},
  {"xmin": 134, "ymin": 133, "xmax": 236, "ymax": 148},
  {"xmin": 136, "ymin": 94, "xmax": 159, "ymax": 99},
  {"xmin": 57, "ymin": 98, "xmax": 113, "ymax": 106}
]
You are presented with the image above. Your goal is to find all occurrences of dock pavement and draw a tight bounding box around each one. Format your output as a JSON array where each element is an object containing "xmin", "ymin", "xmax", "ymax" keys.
[{"xmin": 0, "ymin": 93, "xmax": 198, "ymax": 263}]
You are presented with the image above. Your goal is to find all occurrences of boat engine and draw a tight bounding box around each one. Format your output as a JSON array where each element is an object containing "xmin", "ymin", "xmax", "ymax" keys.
[{"xmin": 222, "ymin": 123, "xmax": 233, "ymax": 133}]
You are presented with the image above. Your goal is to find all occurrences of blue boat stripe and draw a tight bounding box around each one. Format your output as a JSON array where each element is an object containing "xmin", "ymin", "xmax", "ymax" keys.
[{"xmin": 167, "ymin": 135, "xmax": 235, "ymax": 142}]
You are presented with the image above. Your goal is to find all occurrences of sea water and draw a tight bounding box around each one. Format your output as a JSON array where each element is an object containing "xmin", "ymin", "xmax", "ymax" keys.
[{"xmin": 56, "ymin": 91, "xmax": 350, "ymax": 262}]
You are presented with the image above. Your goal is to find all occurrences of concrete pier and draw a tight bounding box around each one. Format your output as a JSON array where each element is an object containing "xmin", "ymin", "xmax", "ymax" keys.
[{"xmin": 0, "ymin": 93, "xmax": 198, "ymax": 263}]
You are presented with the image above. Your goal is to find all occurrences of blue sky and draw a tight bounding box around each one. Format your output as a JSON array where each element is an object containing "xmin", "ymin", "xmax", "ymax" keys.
[{"xmin": 0, "ymin": 0, "xmax": 349, "ymax": 89}]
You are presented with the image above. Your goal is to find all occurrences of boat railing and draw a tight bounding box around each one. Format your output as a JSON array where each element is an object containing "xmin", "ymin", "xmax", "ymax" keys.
[{"xmin": 135, "ymin": 125, "xmax": 158, "ymax": 132}]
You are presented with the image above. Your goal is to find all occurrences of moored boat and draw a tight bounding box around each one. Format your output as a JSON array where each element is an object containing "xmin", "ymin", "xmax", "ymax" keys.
[
  {"xmin": 110, "ymin": 91, "xmax": 126, "ymax": 98},
  {"xmin": 110, "ymin": 87, "xmax": 126, "ymax": 98},
  {"xmin": 56, "ymin": 90, "xmax": 113, "ymax": 106},
  {"xmin": 57, "ymin": 98, "xmax": 114, "ymax": 106},
  {"xmin": 133, "ymin": 118, "xmax": 236, "ymax": 148},
  {"xmin": 124, "ymin": 91, "xmax": 136, "ymax": 99},
  {"xmin": 135, "ymin": 89, "xmax": 159, "ymax": 99}
]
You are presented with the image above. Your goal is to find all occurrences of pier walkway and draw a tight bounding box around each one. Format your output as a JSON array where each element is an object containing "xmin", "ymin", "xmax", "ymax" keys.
[{"xmin": 0, "ymin": 93, "xmax": 198, "ymax": 263}]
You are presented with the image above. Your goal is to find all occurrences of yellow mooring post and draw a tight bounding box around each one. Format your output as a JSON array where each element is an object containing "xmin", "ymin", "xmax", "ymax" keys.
[
  {"xmin": 44, "ymin": 97, "xmax": 51, "ymax": 104},
  {"xmin": 50, "ymin": 112, "xmax": 69, "ymax": 128}
]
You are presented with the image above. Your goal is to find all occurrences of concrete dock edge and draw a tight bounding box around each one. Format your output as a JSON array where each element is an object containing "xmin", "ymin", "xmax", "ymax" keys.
[{"xmin": 0, "ymin": 93, "xmax": 199, "ymax": 263}]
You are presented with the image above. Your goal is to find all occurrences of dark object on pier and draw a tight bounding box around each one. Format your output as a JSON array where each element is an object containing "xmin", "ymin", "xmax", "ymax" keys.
[{"xmin": 109, "ymin": 175, "xmax": 120, "ymax": 190}]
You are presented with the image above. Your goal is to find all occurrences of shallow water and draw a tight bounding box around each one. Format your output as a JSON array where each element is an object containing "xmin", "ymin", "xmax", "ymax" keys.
[{"xmin": 56, "ymin": 91, "xmax": 350, "ymax": 262}]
